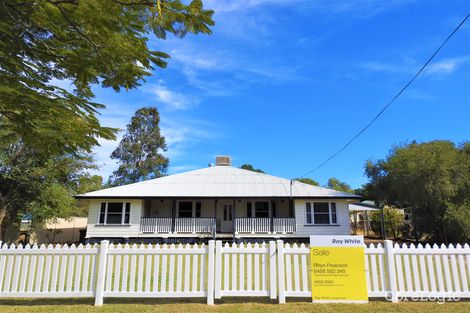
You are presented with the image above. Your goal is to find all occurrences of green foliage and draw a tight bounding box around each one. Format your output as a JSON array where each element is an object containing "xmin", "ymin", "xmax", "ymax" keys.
[
  {"xmin": 0, "ymin": 140, "xmax": 97, "ymax": 241},
  {"xmin": 240, "ymin": 164, "xmax": 265, "ymax": 173},
  {"xmin": 294, "ymin": 178, "xmax": 319, "ymax": 186},
  {"xmin": 75, "ymin": 174, "xmax": 103, "ymax": 216},
  {"xmin": 370, "ymin": 207, "xmax": 405, "ymax": 240},
  {"xmin": 108, "ymin": 107, "xmax": 169, "ymax": 186},
  {"xmin": 365, "ymin": 140, "xmax": 470, "ymax": 243},
  {"xmin": 0, "ymin": 0, "xmax": 214, "ymax": 155},
  {"xmin": 326, "ymin": 177, "xmax": 354, "ymax": 193},
  {"xmin": 76, "ymin": 175, "xmax": 103, "ymax": 195}
]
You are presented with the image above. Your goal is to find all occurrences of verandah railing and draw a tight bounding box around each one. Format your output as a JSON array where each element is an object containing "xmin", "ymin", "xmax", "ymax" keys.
[
  {"xmin": 235, "ymin": 218, "xmax": 296, "ymax": 234},
  {"xmin": 140, "ymin": 217, "xmax": 216, "ymax": 234},
  {"xmin": 140, "ymin": 217, "xmax": 172, "ymax": 233}
]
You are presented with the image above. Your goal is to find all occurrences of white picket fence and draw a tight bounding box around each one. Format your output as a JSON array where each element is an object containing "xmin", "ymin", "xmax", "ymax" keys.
[{"xmin": 0, "ymin": 240, "xmax": 469, "ymax": 305}]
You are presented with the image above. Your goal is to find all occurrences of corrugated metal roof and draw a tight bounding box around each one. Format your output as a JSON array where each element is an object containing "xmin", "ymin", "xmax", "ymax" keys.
[
  {"xmin": 349, "ymin": 202, "xmax": 380, "ymax": 211},
  {"xmin": 76, "ymin": 166, "xmax": 361, "ymax": 199}
]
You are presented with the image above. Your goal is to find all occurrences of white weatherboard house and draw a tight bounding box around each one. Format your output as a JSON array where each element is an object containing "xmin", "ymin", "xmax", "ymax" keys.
[{"xmin": 77, "ymin": 156, "xmax": 361, "ymax": 242}]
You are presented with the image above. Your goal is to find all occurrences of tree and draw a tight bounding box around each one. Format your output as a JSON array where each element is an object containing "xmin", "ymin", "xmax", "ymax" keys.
[
  {"xmin": 364, "ymin": 140, "xmax": 470, "ymax": 243},
  {"xmin": 75, "ymin": 174, "xmax": 103, "ymax": 216},
  {"xmin": 326, "ymin": 177, "xmax": 354, "ymax": 193},
  {"xmin": 240, "ymin": 164, "xmax": 265, "ymax": 173},
  {"xmin": 0, "ymin": 140, "xmax": 97, "ymax": 241},
  {"xmin": 294, "ymin": 178, "xmax": 319, "ymax": 186},
  {"xmin": 76, "ymin": 175, "xmax": 103, "ymax": 195},
  {"xmin": 0, "ymin": 0, "xmax": 214, "ymax": 155},
  {"xmin": 108, "ymin": 107, "xmax": 169, "ymax": 186},
  {"xmin": 370, "ymin": 207, "xmax": 405, "ymax": 240}
]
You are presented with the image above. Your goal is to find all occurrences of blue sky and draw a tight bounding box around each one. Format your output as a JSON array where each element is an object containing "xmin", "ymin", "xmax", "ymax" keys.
[{"xmin": 90, "ymin": 0, "xmax": 470, "ymax": 189}]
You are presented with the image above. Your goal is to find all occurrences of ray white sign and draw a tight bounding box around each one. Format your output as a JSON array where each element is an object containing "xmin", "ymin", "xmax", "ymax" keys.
[{"xmin": 309, "ymin": 235, "xmax": 368, "ymax": 303}]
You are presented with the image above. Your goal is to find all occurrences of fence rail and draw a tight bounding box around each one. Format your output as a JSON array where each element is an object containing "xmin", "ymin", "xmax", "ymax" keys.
[{"xmin": 1, "ymin": 240, "xmax": 469, "ymax": 306}]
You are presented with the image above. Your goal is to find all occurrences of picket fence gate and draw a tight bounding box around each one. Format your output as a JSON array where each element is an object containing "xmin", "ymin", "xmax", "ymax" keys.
[{"xmin": 0, "ymin": 240, "xmax": 469, "ymax": 305}]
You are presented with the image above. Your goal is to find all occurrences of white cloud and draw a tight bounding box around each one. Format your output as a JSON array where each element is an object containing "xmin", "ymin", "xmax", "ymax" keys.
[
  {"xmin": 167, "ymin": 45, "xmax": 302, "ymax": 95},
  {"xmin": 160, "ymin": 117, "xmax": 222, "ymax": 160},
  {"xmin": 424, "ymin": 58, "xmax": 469, "ymax": 75},
  {"xmin": 360, "ymin": 56, "xmax": 470, "ymax": 76},
  {"xmin": 359, "ymin": 61, "xmax": 412, "ymax": 74},
  {"xmin": 144, "ymin": 80, "xmax": 199, "ymax": 110}
]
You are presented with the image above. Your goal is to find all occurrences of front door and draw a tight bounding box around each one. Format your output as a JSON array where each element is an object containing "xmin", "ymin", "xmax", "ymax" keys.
[{"xmin": 218, "ymin": 203, "xmax": 233, "ymax": 233}]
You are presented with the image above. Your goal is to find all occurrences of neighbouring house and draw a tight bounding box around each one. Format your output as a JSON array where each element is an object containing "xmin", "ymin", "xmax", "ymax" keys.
[
  {"xmin": 349, "ymin": 201, "xmax": 381, "ymax": 237},
  {"xmin": 349, "ymin": 201, "xmax": 411, "ymax": 239},
  {"xmin": 76, "ymin": 156, "xmax": 361, "ymax": 243},
  {"xmin": 19, "ymin": 216, "xmax": 88, "ymax": 244},
  {"xmin": 34, "ymin": 217, "xmax": 88, "ymax": 244}
]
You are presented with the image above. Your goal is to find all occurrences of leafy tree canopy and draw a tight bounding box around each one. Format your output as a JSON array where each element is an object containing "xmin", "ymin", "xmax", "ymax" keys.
[
  {"xmin": 0, "ymin": 0, "xmax": 214, "ymax": 155},
  {"xmin": 75, "ymin": 174, "xmax": 103, "ymax": 216},
  {"xmin": 364, "ymin": 140, "xmax": 470, "ymax": 243},
  {"xmin": 240, "ymin": 164, "xmax": 265, "ymax": 173},
  {"xmin": 326, "ymin": 177, "xmax": 354, "ymax": 193},
  {"xmin": 0, "ymin": 140, "xmax": 98, "ymax": 241},
  {"xmin": 294, "ymin": 177, "xmax": 319, "ymax": 186},
  {"xmin": 108, "ymin": 107, "xmax": 169, "ymax": 186}
]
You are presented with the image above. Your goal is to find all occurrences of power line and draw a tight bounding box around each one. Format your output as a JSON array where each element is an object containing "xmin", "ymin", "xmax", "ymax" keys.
[{"xmin": 298, "ymin": 13, "xmax": 470, "ymax": 179}]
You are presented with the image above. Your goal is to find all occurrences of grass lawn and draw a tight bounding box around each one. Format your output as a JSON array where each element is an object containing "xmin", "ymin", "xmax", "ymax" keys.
[{"xmin": 0, "ymin": 298, "xmax": 469, "ymax": 313}]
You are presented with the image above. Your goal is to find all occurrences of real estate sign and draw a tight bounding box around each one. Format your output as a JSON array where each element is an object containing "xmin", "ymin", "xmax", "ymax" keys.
[{"xmin": 309, "ymin": 235, "xmax": 368, "ymax": 303}]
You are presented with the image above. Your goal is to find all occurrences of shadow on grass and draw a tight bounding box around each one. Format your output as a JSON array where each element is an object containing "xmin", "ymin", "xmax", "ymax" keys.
[
  {"xmin": 0, "ymin": 296, "xmax": 468, "ymax": 307},
  {"xmin": 0, "ymin": 297, "xmax": 206, "ymax": 306}
]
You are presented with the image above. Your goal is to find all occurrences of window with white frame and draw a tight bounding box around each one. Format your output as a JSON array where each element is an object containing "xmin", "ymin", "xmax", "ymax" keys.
[
  {"xmin": 305, "ymin": 202, "xmax": 338, "ymax": 225},
  {"xmin": 99, "ymin": 202, "xmax": 130, "ymax": 225}
]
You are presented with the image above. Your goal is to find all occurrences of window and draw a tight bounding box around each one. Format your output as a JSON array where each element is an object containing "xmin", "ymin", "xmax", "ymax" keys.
[
  {"xmin": 223, "ymin": 204, "xmax": 232, "ymax": 221},
  {"xmin": 313, "ymin": 202, "xmax": 330, "ymax": 224},
  {"xmin": 305, "ymin": 202, "xmax": 338, "ymax": 225},
  {"xmin": 195, "ymin": 202, "xmax": 202, "ymax": 218},
  {"xmin": 178, "ymin": 201, "xmax": 193, "ymax": 217},
  {"xmin": 98, "ymin": 202, "xmax": 131, "ymax": 225},
  {"xmin": 272, "ymin": 202, "xmax": 277, "ymax": 218},
  {"xmin": 305, "ymin": 202, "xmax": 312, "ymax": 224},
  {"xmin": 247, "ymin": 202, "xmax": 252, "ymax": 217},
  {"xmin": 178, "ymin": 201, "xmax": 203, "ymax": 218},
  {"xmin": 331, "ymin": 203, "xmax": 337, "ymax": 224},
  {"xmin": 255, "ymin": 202, "xmax": 269, "ymax": 217}
]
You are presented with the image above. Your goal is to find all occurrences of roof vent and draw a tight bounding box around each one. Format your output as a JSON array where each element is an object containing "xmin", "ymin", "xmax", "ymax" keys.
[{"xmin": 215, "ymin": 156, "xmax": 231, "ymax": 166}]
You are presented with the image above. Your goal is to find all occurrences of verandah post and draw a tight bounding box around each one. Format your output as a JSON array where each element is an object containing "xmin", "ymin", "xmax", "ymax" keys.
[
  {"xmin": 207, "ymin": 240, "xmax": 215, "ymax": 305},
  {"xmin": 94, "ymin": 240, "xmax": 109, "ymax": 306},
  {"xmin": 277, "ymin": 240, "xmax": 286, "ymax": 304},
  {"xmin": 384, "ymin": 240, "xmax": 398, "ymax": 302}
]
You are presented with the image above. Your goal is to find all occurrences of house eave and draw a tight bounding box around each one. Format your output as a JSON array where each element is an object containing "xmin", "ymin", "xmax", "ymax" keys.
[{"xmin": 75, "ymin": 195, "xmax": 361, "ymax": 200}]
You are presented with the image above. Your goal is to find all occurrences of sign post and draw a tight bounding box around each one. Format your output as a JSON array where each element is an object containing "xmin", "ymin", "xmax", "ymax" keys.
[{"xmin": 309, "ymin": 235, "xmax": 368, "ymax": 303}]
